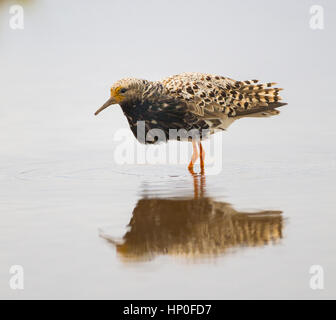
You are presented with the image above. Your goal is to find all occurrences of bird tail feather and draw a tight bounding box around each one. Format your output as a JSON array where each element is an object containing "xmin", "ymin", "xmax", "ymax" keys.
[{"xmin": 230, "ymin": 80, "xmax": 287, "ymax": 118}]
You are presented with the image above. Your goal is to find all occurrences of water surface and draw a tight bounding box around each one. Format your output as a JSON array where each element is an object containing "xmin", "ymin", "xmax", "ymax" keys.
[{"xmin": 1, "ymin": 0, "xmax": 336, "ymax": 299}]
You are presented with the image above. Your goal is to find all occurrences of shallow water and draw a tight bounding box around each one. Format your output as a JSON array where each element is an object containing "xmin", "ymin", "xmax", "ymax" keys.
[{"xmin": 1, "ymin": 0, "xmax": 336, "ymax": 299}]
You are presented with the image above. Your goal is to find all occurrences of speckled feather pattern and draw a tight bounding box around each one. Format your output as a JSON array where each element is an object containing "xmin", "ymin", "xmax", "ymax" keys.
[
  {"xmin": 112, "ymin": 72, "xmax": 286, "ymax": 144},
  {"xmin": 161, "ymin": 72, "xmax": 285, "ymax": 117}
]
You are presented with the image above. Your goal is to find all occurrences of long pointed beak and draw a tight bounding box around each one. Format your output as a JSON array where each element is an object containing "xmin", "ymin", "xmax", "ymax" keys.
[{"xmin": 94, "ymin": 97, "xmax": 117, "ymax": 116}]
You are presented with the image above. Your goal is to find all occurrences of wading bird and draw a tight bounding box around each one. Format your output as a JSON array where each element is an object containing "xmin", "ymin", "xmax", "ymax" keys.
[{"xmin": 95, "ymin": 72, "xmax": 286, "ymax": 172}]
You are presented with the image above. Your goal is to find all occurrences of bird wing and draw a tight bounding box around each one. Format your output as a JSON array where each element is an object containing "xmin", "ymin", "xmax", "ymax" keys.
[{"xmin": 161, "ymin": 72, "xmax": 285, "ymax": 118}]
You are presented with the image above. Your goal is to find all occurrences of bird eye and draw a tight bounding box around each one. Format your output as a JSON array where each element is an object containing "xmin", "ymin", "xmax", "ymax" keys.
[{"xmin": 120, "ymin": 88, "xmax": 127, "ymax": 94}]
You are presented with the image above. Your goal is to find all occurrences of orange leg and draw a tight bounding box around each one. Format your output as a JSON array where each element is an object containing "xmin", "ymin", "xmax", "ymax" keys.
[
  {"xmin": 199, "ymin": 142, "xmax": 205, "ymax": 173},
  {"xmin": 188, "ymin": 163, "xmax": 206, "ymax": 199},
  {"xmin": 188, "ymin": 140, "xmax": 199, "ymax": 174}
]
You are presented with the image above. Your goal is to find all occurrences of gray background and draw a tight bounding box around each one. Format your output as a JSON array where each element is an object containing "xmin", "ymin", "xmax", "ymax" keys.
[{"xmin": 0, "ymin": 0, "xmax": 335, "ymax": 299}]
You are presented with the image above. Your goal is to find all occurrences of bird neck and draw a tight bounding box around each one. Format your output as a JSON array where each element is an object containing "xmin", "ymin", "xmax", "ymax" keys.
[{"xmin": 142, "ymin": 81, "xmax": 165, "ymax": 101}]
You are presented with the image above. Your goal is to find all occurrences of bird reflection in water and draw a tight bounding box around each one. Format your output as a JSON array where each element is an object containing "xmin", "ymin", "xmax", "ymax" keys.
[{"xmin": 101, "ymin": 172, "xmax": 283, "ymax": 261}]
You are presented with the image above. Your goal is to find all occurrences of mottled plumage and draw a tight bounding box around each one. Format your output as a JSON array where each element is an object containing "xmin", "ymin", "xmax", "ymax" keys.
[
  {"xmin": 95, "ymin": 72, "xmax": 286, "ymax": 141},
  {"xmin": 162, "ymin": 72, "xmax": 285, "ymax": 119},
  {"xmin": 95, "ymin": 72, "xmax": 287, "ymax": 171}
]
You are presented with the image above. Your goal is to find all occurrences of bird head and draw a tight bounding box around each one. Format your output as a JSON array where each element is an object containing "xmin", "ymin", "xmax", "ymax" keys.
[{"xmin": 94, "ymin": 78, "xmax": 148, "ymax": 115}]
